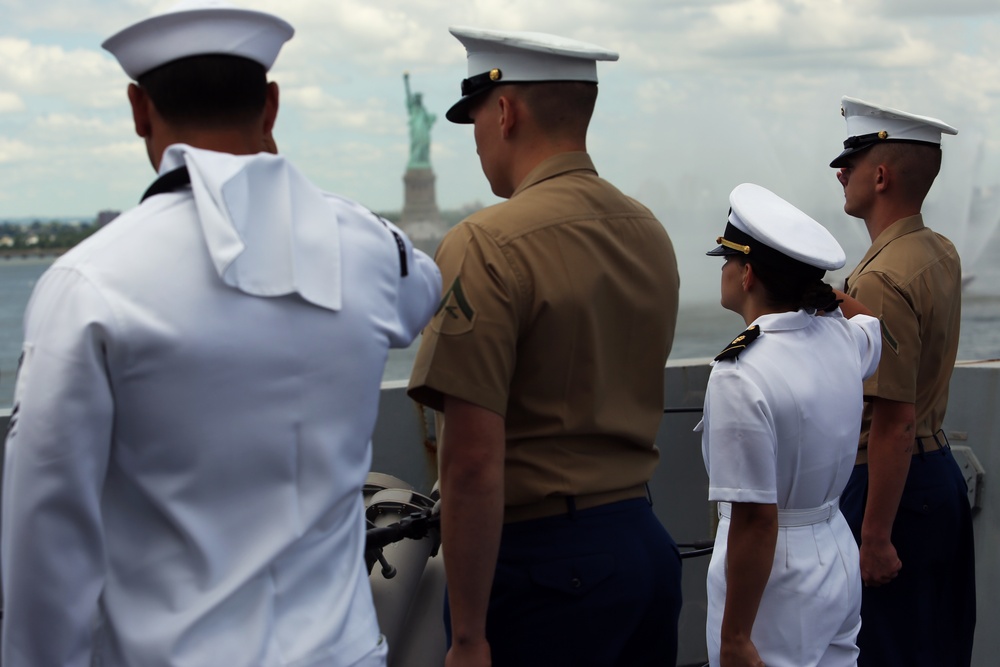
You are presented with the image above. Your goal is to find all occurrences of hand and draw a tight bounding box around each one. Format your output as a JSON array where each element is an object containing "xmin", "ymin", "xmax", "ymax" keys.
[
  {"xmin": 720, "ymin": 635, "xmax": 765, "ymax": 667},
  {"xmin": 831, "ymin": 289, "xmax": 875, "ymax": 318},
  {"xmin": 860, "ymin": 538, "xmax": 902, "ymax": 587},
  {"xmin": 445, "ymin": 639, "xmax": 491, "ymax": 667}
]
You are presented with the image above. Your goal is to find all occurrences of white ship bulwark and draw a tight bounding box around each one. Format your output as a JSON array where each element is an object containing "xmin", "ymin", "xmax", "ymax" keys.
[{"xmin": 1, "ymin": 359, "xmax": 994, "ymax": 666}]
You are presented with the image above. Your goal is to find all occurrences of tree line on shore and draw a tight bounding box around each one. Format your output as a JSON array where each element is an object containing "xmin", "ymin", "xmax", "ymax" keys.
[
  {"xmin": 0, "ymin": 220, "xmax": 99, "ymax": 254},
  {"xmin": 0, "ymin": 205, "xmax": 471, "ymax": 257}
]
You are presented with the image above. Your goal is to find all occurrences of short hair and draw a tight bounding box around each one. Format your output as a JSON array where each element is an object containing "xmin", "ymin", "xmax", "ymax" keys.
[
  {"xmin": 867, "ymin": 142, "xmax": 942, "ymax": 203},
  {"xmin": 514, "ymin": 81, "xmax": 597, "ymax": 136},
  {"xmin": 138, "ymin": 54, "xmax": 268, "ymax": 128}
]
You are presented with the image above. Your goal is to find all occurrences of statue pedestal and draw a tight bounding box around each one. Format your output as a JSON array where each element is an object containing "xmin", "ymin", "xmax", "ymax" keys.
[
  {"xmin": 401, "ymin": 167, "xmax": 447, "ymax": 254},
  {"xmin": 402, "ymin": 168, "xmax": 443, "ymax": 224}
]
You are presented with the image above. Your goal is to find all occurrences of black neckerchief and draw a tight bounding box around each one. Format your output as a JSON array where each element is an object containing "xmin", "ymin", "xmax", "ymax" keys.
[{"xmin": 140, "ymin": 166, "xmax": 191, "ymax": 203}]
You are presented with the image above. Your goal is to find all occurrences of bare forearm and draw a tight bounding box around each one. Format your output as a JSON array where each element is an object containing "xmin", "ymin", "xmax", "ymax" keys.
[
  {"xmin": 439, "ymin": 397, "xmax": 506, "ymax": 647},
  {"xmin": 721, "ymin": 503, "xmax": 777, "ymax": 645},
  {"xmin": 441, "ymin": 466, "xmax": 504, "ymax": 644},
  {"xmin": 862, "ymin": 398, "xmax": 914, "ymax": 544}
]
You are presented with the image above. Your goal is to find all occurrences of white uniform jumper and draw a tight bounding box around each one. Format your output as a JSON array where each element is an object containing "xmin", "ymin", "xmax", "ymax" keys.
[
  {"xmin": 700, "ymin": 309, "xmax": 880, "ymax": 667},
  {"xmin": 1, "ymin": 145, "xmax": 441, "ymax": 667}
]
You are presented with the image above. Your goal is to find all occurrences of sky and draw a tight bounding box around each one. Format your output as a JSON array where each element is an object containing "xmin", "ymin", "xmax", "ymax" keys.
[{"xmin": 3, "ymin": 0, "xmax": 1000, "ymax": 302}]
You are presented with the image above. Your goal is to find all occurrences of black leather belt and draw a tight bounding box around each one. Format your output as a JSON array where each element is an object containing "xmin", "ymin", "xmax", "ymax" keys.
[{"xmin": 503, "ymin": 483, "xmax": 649, "ymax": 524}]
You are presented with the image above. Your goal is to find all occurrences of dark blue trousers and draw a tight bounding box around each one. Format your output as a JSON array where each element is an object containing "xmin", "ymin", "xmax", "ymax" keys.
[
  {"xmin": 444, "ymin": 498, "xmax": 683, "ymax": 666},
  {"xmin": 840, "ymin": 447, "xmax": 976, "ymax": 667}
]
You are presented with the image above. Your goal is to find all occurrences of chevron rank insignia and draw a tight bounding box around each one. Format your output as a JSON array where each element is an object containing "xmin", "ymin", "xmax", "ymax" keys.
[
  {"xmin": 431, "ymin": 277, "xmax": 476, "ymax": 336},
  {"xmin": 879, "ymin": 316, "xmax": 899, "ymax": 355},
  {"xmin": 715, "ymin": 325, "xmax": 761, "ymax": 361}
]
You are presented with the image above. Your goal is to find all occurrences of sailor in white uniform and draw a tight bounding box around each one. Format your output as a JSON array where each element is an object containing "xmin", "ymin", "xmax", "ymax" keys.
[
  {"xmin": 0, "ymin": 3, "xmax": 440, "ymax": 667},
  {"xmin": 699, "ymin": 184, "xmax": 881, "ymax": 667}
]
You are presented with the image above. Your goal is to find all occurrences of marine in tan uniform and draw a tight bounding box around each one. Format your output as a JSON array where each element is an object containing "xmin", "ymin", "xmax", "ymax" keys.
[
  {"xmin": 407, "ymin": 26, "xmax": 681, "ymax": 667},
  {"xmin": 832, "ymin": 96, "xmax": 976, "ymax": 667}
]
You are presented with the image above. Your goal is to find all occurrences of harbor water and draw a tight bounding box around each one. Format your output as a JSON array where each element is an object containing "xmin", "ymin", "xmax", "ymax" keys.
[{"xmin": 3, "ymin": 250, "xmax": 1000, "ymax": 408}]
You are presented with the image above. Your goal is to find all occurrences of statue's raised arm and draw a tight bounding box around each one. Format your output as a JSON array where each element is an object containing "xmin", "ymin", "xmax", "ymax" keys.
[{"xmin": 403, "ymin": 72, "xmax": 436, "ymax": 169}]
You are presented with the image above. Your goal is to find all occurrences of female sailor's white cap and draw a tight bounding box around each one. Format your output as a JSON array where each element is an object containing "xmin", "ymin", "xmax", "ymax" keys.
[
  {"xmin": 707, "ymin": 183, "xmax": 845, "ymax": 278},
  {"xmin": 446, "ymin": 26, "xmax": 619, "ymax": 124},
  {"xmin": 830, "ymin": 96, "xmax": 957, "ymax": 168},
  {"xmin": 102, "ymin": 0, "xmax": 294, "ymax": 81}
]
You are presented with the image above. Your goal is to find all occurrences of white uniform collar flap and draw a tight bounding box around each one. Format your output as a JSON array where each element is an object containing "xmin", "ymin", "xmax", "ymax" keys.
[{"xmin": 160, "ymin": 144, "xmax": 342, "ymax": 311}]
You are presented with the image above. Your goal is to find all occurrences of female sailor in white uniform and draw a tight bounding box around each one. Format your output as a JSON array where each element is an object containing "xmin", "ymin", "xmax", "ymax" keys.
[{"xmin": 699, "ymin": 183, "xmax": 881, "ymax": 667}]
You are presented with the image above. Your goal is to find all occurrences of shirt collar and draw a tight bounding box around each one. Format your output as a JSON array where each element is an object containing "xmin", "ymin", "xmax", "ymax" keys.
[
  {"xmin": 510, "ymin": 151, "xmax": 597, "ymax": 198},
  {"xmin": 852, "ymin": 214, "xmax": 925, "ymax": 278},
  {"xmin": 750, "ymin": 308, "xmax": 813, "ymax": 333}
]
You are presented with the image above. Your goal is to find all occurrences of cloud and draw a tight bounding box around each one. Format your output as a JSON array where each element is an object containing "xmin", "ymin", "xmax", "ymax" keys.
[
  {"xmin": 0, "ymin": 0, "xmax": 998, "ymax": 227},
  {"xmin": 0, "ymin": 103, "xmax": 147, "ymax": 214},
  {"xmin": 0, "ymin": 0, "xmax": 164, "ymax": 37},
  {"xmin": 610, "ymin": 0, "xmax": 942, "ymax": 72},
  {"xmin": 33, "ymin": 112, "xmax": 133, "ymax": 140},
  {"xmin": 0, "ymin": 37, "xmax": 123, "ymax": 109},
  {"xmin": 91, "ymin": 140, "xmax": 146, "ymax": 160},
  {"xmin": 279, "ymin": 85, "xmax": 400, "ymax": 135},
  {"xmin": 0, "ymin": 137, "xmax": 32, "ymax": 164},
  {"xmin": 250, "ymin": 0, "xmax": 460, "ymax": 76},
  {"xmin": 0, "ymin": 92, "xmax": 25, "ymax": 113},
  {"xmin": 5, "ymin": 113, "xmax": 140, "ymax": 176},
  {"xmin": 878, "ymin": 0, "xmax": 1000, "ymax": 16}
]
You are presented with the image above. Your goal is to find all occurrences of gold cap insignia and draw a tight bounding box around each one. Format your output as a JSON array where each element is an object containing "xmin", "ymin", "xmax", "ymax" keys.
[
  {"xmin": 489, "ymin": 68, "xmax": 502, "ymax": 82},
  {"xmin": 878, "ymin": 130, "xmax": 888, "ymax": 139},
  {"xmin": 716, "ymin": 236, "xmax": 751, "ymax": 255}
]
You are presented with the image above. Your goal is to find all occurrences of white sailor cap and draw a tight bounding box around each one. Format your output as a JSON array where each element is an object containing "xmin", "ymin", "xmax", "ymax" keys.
[
  {"xmin": 706, "ymin": 183, "xmax": 845, "ymax": 280},
  {"xmin": 446, "ymin": 26, "xmax": 619, "ymax": 124},
  {"xmin": 830, "ymin": 96, "xmax": 958, "ymax": 168},
  {"xmin": 102, "ymin": 0, "xmax": 294, "ymax": 81}
]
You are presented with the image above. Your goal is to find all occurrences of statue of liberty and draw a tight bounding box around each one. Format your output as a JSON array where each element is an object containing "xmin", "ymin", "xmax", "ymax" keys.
[{"xmin": 404, "ymin": 72, "xmax": 436, "ymax": 169}]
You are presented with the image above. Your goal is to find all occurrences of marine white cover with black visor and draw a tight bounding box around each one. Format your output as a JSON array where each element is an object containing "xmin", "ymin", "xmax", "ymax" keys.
[
  {"xmin": 830, "ymin": 96, "xmax": 958, "ymax": 168},
  {"xmin": 446, "ymin": 26, "xmax": 619, "ymax": 123}
]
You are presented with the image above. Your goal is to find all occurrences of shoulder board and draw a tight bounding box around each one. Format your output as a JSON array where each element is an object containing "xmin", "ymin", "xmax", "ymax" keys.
[{"xmin": 714, "ymin": 325, "xmax": 761, "ymax": 362}]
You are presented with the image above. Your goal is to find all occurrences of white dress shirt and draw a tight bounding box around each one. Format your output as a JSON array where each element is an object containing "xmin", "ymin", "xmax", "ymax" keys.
[
  {"xmin": 1, "ymin": 145, "xmax": 441, "ymax": 667},
  {"xmin": 700, "ymin": 308, "xmax": 880, "ymax": 667}
]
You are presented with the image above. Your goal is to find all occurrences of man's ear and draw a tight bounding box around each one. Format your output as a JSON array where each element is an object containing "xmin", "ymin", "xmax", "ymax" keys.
[
  {"xmin": 127, "ymin": 83, "xmax": 152, "ymax": 138},
  {"xmin": 263, "ymin": 81, "xmax": 279, "ymax": 135},
  {"xmin": 497, "ymin": 93, "xmax": 516, "ymax": 140},
  {"xmin": 874, "ymin": 163, "xmax": 889, "ymax": 193}
]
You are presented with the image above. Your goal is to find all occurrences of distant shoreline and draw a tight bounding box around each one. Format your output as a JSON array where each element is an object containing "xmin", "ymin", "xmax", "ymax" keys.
[{"xmin": 0, "ymin": 249, "xmax": 68, "ymax": 260}]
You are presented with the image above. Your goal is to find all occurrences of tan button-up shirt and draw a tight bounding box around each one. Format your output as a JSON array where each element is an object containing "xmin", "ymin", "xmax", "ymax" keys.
[
  {"xmin": 845, "ymin": 214, "xmax": 962, "ymax": 451},
  {"xmin": 408, "ymin": 152, "xmax": 680, "ymax": 507}
]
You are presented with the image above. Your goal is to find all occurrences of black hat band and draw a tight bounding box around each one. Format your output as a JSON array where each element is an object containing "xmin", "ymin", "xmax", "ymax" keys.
[
  {"xmin": 843, "ymin": 130, "xmax": 889, "ymax": 150},
  {"xmin": 460, "ymin": 68, "xmax": 503, "ymax": 97}
]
